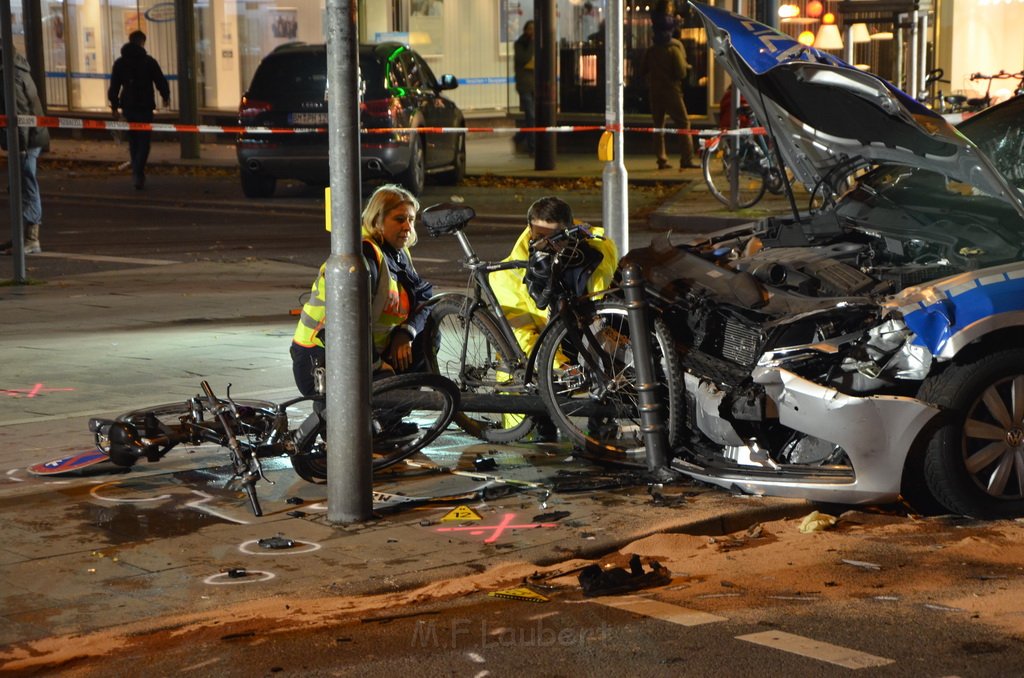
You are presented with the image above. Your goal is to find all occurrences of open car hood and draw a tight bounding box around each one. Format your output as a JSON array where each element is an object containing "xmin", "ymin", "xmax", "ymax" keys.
[{"xmin": 691, "ymin": 3, "xmax": 1024, "ymax": 215}]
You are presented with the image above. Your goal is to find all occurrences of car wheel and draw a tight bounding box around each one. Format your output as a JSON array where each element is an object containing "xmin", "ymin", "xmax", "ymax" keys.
[
  {"xmin": 240, "ymin": 166, "xmax": 277, "ymax": 198},
  {"xmin": 436, "ymin": 132, "xmax": 466, "ymax": 186},
  {"xmin": 398, "ymin": 134, "xmax": 425, "ymax": 195},
  {"xmin": 917, "ymin": 347, "xmax": 1024, "ymax": 518}
]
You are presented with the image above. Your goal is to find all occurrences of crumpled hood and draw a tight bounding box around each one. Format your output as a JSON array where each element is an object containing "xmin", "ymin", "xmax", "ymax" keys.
[{"xmin": 691, "ymin": 2, "xmax": 1024, "ymax": 217}]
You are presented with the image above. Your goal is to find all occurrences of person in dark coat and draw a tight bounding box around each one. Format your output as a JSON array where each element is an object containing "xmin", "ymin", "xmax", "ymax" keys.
[
  {"xmin": 108, "ymin": 31, "xmax": 170, "ymax": 190},
  {"xmin": 512, "ymin": 20, "xmax": 536, "ymax": 155},
  {"xmin": 0, "ymin": 47, "xmax": 50, "ymax": 255},
  {"xmin": 643, "ymin": 19, "xmax": 697, "ymax": 170}
]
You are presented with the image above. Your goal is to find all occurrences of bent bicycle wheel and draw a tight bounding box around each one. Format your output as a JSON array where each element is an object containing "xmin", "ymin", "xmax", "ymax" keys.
[
  {"xmin": 535, "ymin": 300, "xmax": 683, "ymax": 468},
  {"xmin": 116, "ymin": 398, "xmax": 278, "ymax": 441},
  {"xmin": 424, "ymin": 295, "xmax": 534, "ymax": 442},
  {"xmin": 291, "ymin": 373, "xmax": 460, "ymax": 481},
  {"xmin": 702, "ymin": 135, "xmax": 767, "ymax": 209}
]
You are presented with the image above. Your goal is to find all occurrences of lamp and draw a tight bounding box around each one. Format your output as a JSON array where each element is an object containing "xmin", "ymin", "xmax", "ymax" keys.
[
  {"xmin": 849, "ymin": 23, "xmax": 871, "ymax": 43},
  {"xmin": 798, "ymin": 30, "xmax": 816, "ymax": 46},
  {"xmin": 870, "ymin": 30, "xmax": 894, "ymax": 41},
  {"xmin": 814, "ymin": 23, "xmax": 844, "ymax": 50},
  {"xmin": 778, "ymin": 3, "xmax": 800, "ymax": 18},
  {"xmin": 806, "ymin": 0, "xmax": 824, "ymax": 18}
]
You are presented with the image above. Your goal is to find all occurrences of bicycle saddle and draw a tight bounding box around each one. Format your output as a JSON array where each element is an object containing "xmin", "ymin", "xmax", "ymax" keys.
[{"xmin": 421, "ymin": 202, "xmax": 476, "ymax": 237}]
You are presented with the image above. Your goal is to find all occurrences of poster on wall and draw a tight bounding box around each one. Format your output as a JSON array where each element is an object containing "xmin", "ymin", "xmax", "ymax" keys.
[
  {"xmin": 499, "ymin": 0, "xmax": 531, "ymax": 55},
  {"xmin": 409, "ymin": 0, "xmax": 443, "ymax": 57}
]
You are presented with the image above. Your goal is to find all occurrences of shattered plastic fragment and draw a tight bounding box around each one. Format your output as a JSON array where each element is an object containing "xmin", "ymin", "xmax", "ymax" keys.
[
  {"xmin": 798, "ymin": 510, "xmax": 838, "ymax": 533},
  {"xmin": 841, "ymin": 559, "xmax": 882, "ymax": 570},
  {"xmin": 258, "ymin": 536, "xmax": 295, "ymax": 550}
]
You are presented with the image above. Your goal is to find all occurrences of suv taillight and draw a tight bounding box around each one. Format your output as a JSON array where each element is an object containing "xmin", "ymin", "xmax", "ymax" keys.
[
  {"xmin": 239, "ymin": 96, "xmax": 272, "ymax": 120},
  {"xmin": 360, "ymin": 97, "xmax": 399, "ymax": 122}
]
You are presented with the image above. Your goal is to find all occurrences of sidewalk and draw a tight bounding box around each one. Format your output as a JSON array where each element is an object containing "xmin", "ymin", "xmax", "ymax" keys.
[{"xmin": 0, "ymin": 133, "xmax": 802, "ymax": 669}]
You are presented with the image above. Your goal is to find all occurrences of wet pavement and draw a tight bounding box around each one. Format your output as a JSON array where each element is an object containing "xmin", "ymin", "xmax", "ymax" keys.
[{"xmin": 0, "ymin": 131, "xmax": 804, "ymax": 659}]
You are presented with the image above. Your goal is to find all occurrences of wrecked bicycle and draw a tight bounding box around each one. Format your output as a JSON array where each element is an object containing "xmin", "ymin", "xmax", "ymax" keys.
[
  {"xmin": 419, "ymin": 203, "xmax": 683, "ymax": 466},
  {"xmin": 89, "ymin": 373, "xmax": 459, "ymax": 516}
]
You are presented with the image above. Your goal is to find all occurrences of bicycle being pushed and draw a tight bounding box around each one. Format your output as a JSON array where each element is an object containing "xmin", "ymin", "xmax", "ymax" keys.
[
  {"xmin": 88, "ymin": 372, "xmax": 459, "ymax": 516},
  {"xmin": 419, "ymin": 203, "xmax": 684, "ymax": 467}
]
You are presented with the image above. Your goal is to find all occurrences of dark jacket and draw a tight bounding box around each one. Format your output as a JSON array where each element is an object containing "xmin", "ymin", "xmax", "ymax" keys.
[
  {"xmin": 0, "ymin": 50, "xmax": 50, "ymax": 152},
  {"xmin": 108, "ymin": 42, "xmax": 170, "ymax": 111},
  {"xmin": 513, "ymin": 34, "xmax": 535, "ymax": 97}
]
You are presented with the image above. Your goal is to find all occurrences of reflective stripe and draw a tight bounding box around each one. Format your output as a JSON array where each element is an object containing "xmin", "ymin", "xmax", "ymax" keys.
[
  {"xmin": 365, "ymin": 239, "xmax": 413, "ymax": 353},
  {"xmin": 292, "ymin": 263, "xmax": 327, "ymax": 348}
]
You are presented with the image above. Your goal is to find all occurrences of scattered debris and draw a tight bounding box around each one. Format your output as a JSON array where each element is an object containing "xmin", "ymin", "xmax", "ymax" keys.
[
  {"xmin": 923, "ymin": 603, "xmax": 964, "ymax": 612},
  {"xmin": 473, "ymin": 455, "xmax": 498, "ymax": 471},
  {"xmin": 532, "ymin": 510, "xmax": 570, "ymax": 522},
  {"xmin": 799, "ymin": 510, "xmax": 838, "ymax": 533},
  {"xmin": 286, "ymin": 510, "xmax": 307, "ymax": 518},
  {"xmin": 578, "ymin": 554, "xmax": 671, "ymax": 597},
  {"xmin": 258, "ymin": 536, "xmax": 295, "ymax": 550},
  {"xmin": 226, "ymin": 568, "xmax": 248, "ymax": 578},
  {"xmin": 841, "ymin": 558, "xmax": 882, "ymax": 571},
  {"xmin": 286, "ymin": 497, "xmax": 304, "ymax": 505}
]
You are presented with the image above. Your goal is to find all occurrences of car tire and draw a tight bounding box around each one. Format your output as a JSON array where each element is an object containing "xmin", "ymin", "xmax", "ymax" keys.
[
  {"xmin": 917, "ymin": 347, "xmax": 1024, "ymax": 518},
  {"xmin": 398, "ymin": 134, "xmax": 425, "ymax": 196},
  {"xmin": 240, "ymin": 166, "xmax": 277, "ymax": 198},
  {"xmin": 436, "ymin": 132, "xmax": 466, "ymax": 186}
]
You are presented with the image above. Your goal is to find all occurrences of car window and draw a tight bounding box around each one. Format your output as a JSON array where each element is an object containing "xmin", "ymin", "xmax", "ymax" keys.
[
  {"xmin": 409, "ymin": 52, "xmax": 439, "ymax": 91},
  {"xmin": 249, "ymin": 51, "xmax": 326, "ymax": 99},
  {"xmin": 958, "ymin": 97, "xmax": 1024, "ymax": 191},
  {"xmin": 361, "ymin": 54, "xmax": 388, "ymax": 98}
]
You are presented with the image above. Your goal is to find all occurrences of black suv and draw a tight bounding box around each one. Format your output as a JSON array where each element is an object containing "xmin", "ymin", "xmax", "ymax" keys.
[{"xmin": 237, "ymin": 42, "xmax": 465, "ymax": 197}]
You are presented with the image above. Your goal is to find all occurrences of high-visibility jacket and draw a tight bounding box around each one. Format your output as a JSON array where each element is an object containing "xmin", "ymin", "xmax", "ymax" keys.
[
  {"xmin": 292, "ymin": 239, "xmax": 426, "ymax": 359},
  {"xmin": 490, "ymin": 224, "xmax": 619, "ymax": 355}
]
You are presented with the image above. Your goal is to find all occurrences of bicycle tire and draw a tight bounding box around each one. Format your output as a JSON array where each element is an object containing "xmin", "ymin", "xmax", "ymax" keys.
[
  {"xmin": 535, "ymin": 300, "xmax": 683, "ymax": 467},
  {"xmin": 289, "ymin": 372, "xmax": 460, "ymax": 481},
  {"xmin": 702, "ymin": 135, "xmax": 768, "ymax": 209},
  {"xmin": 424, "ymin": 295, "xmax": 535, "ymax": 442}
]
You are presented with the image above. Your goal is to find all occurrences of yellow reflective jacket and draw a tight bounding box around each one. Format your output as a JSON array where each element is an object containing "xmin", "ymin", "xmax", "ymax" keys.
[{"xmin": 489, "ymin": 224, "xmax": 619, "ymax": 355}]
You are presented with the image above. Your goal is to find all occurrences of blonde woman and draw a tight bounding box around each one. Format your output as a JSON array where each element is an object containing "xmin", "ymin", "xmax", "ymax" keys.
[{"xmin": 291, "ymin": 185, "xmax": 434, "ymax": 395}]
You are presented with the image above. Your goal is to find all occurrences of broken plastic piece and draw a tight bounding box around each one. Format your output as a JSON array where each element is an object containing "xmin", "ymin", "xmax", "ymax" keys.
[
  {"xmin": 227, "ymin": 568, "xmax": 247, "ymax": 578},
  {"xmin": 798, "ymin": 510, "xmax": 838, "ymax": 533},
  {"xmin": 258, "ymin": 536, "xmax": 295, "ymax": 550},
  {"xmin": 578, "ymin": 554, "xmax": 671, "ymax": 597},
  {"xmin": 286, "ymin": 510, "xmax": 307, "ymax": 518},
  {"xmin": 474, "ymin": 455, "xmax": 498, "ymax": 471},
  {"xmin": 532, "ymin": 510, "xmax": 570, "ymax": 522},
  {"xmin": 286, "ymin": 497, "xmax": 305, "ymax": 505}
]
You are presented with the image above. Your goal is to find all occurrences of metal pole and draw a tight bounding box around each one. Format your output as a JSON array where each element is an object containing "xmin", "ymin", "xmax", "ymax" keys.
[
  {"xmin": 602, "ymin": 0, "xmax": 627, "ymax": 256},
  {"xmin": 324, "ymin": 0, "xmax": 372, "ymax": 523},
  {"xmin": 907, "ymin": 9, "xmax": 919, "ymax": 99},
  {"xmin": 619, "ymin": 260, "xmax": 671, "ymax": 473},
  {"xmin": 174, "ymin": 0, "xmax": 200, "ymax": 159},
  {"xmin": 534, "ymin": 0, "xmax": 556, "ymax": 171},
  {"xmin": 1, "ymin": 1, "xmax": 26, "ymax": 284}
]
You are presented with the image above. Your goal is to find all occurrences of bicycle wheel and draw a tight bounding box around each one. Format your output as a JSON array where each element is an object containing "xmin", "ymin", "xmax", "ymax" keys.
[
  {"xmin": 425, "ymin": 295, "xmax": 535, "ymax": 442},
  {"xmin": 535, "ymin": 300, "xmax": 683, "ymax": 467},
  {"xmin": 116, "ymin": 399, "xmax": 278, "ymax": 440},
  {"xmin": 702, "ymin": 135, "xmax": 768, "ymax": 209}
]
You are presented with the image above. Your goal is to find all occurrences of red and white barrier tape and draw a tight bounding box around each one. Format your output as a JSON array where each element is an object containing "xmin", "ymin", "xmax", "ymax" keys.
[{"xmin": 0, "ymin": 114, "xmax": 764, "ymax": 137}]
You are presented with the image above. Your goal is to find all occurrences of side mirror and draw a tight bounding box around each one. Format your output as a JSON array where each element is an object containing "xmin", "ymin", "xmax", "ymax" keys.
[{"xmin": 438, "ymin": 74, "xmax": 459, "ymax": 91}]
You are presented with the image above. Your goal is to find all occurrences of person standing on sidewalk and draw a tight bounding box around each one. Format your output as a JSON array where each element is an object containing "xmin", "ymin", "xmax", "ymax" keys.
[
  {"xmin": 0, "ymin": 47, "xmax": 49, "ymax": 255},
  {"xmin": 643, "ymin": 6, "xmax": 697, "ymax": 171},
  {"xmin": 512, "ymin": 20, "xmax": 535, "ymax": 156},
  {"xmin": 108, "ymin": 30, "xmax": 170, "ymax": 190}
]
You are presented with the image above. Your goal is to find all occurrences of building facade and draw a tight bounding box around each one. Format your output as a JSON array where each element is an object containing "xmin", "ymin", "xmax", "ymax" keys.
[{"xmin": 8, "ymin": 0, "xmax": 1024, "ymax": 124}]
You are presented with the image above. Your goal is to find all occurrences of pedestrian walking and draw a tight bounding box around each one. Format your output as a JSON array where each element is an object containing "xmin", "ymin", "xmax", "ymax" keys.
[
  {"xmin": 108, "ymin": 30, "xmax": 170, "ymax": 190},
  {"xmin": 512, "ymin": 20, "xmax": 536, "ymax": 155},
  {"xmin": 643, "ymin": 4, "xmax": 697, "ymax": 170},
  {"xmin": 0, "ymin": 47, "xmax": 50, "ymax": 255}
]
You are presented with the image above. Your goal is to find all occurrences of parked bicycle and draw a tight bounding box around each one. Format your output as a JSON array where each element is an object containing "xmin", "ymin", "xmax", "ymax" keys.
[
  {"xmin": 88, "ymin": 373, "xmax": 459, "ymax": 516},
  {"xmin": 419, "ymin": 203, "xmax": 683, "ymax": 467},
  {"xmin": 701, "ymin": 91, "xmax": 786, "ymax": 210},
  {"xmin": 942, "ymin": 70, "xmax": 1024, "ymax": 113}
]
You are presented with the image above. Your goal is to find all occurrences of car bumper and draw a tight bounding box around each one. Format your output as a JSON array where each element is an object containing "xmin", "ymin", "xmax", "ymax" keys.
[
  {"xmin": 671, "ymin": 368, "xmax": 941, "ymax": 505},
  {"xmin": 237, "ymin": 137, "xmax": 412, "ymax": 182}
]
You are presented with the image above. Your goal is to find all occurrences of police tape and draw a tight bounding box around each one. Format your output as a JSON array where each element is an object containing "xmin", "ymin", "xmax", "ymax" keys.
[{"xmin": 0, "ymin": 114, "xmax": 764, "ymax": 137}]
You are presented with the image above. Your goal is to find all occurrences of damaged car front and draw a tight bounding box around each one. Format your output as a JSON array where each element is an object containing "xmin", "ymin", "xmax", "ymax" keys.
[{"xmin": 631, "ymin": 3, "xmax": 1024, "ymax": 518}]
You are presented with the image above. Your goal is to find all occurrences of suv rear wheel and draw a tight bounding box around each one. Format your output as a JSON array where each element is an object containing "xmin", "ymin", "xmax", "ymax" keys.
[{"xmin": 240, "ymin": 166, "xmax": 277, "ymax": 198}]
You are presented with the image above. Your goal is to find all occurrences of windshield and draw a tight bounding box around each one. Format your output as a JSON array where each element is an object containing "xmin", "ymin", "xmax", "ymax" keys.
[{"xmin": 957, "ymin": 96, "xmax": 1024, "ymax": 193}]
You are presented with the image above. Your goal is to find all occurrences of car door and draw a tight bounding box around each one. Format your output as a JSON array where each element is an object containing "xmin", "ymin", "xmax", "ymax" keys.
[{"xmin": 399, "ymin": 49, "xmax": 458, "ymax": 168}]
